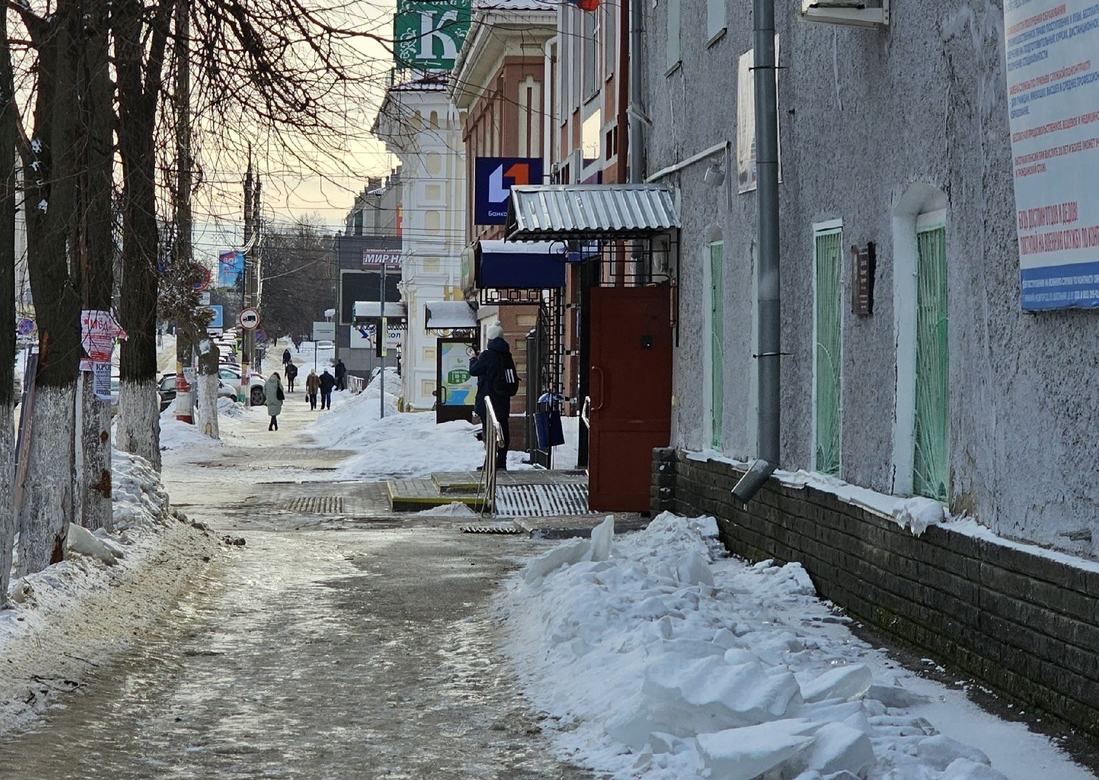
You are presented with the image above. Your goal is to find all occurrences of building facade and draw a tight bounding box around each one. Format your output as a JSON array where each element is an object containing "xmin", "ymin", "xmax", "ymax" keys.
[
  {"xmin": 344, "ymin": 168, "xmax": 402, "ymax": 238},
  {"xmin": 375, "ymin": 75, "xmax": 468, "ymax": 410}
]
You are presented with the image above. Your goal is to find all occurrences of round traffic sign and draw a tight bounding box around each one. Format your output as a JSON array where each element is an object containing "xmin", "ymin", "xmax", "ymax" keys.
[
  {"xmin": 193, "ymin": 265, "xmax": 212, "ymax": 292},
  {"xmin": 239, "ymin": 307, "xmax": 261, "ymax": 330},
  {"xmin": 16, "ymin": 318, "xmax": 35, "ymax": 336}
]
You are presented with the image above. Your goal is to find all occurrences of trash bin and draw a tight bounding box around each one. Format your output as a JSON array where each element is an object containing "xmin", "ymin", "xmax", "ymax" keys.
[{"xmin": 535, "ymin": 392, "xmax": 565, "ymax": 448}]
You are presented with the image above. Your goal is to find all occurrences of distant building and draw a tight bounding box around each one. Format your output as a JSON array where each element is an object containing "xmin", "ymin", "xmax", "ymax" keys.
[{"xmin": 344, "ymin": 168, "xmax": 403, "ymax": 238}]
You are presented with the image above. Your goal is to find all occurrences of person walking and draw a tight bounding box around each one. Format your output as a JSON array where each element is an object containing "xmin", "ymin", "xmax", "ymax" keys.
[
  {"xmin": 305, "ymin": 369, "xmax": 320, "ymax": 411},
  {"xmin": 318, "ymin": 368, "xmax": 336, "ymax": 410},
  {"xmin": 470, "ymin": 323, "xmax": 519, "ymax": 470},
  {"xmin": 334, "ymin": 358, "xmax": 347, "ymax": 391},
  {"xmin": 285, "ymin": 361, "xmax": 298, "ymax": 393},
  {"xmin": 265, "ymin": 372, "xmax": 285, "ymax": 431},
  {"xmin": 282, "ymin": 347, "xmax": 292, "ymax": 368}
]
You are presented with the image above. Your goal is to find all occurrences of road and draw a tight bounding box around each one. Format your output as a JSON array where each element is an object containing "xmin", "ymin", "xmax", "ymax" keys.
[{"xmin": 0, "ymin": 393, "xmax": 590, "ymax": 779}]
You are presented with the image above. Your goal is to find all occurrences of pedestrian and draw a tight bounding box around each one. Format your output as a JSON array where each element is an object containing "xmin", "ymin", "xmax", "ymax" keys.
[
  {"xmin": 319, "ymin": 368, "xmax": 336, "ymax": 410},
  {"xmin": 470, "ymin": 323, "xmax": 520, "ymax": 470},
  {"xmin": 285, "ymin": 361, "xmax": 298, "ymax": 393},
  {"xmin": 282, "ymin": 347, "xmax": 292, "ymax": 367},
  {"xmin": 334, "ymin": 358, "xmax": 347, "ymax": 391},
  {"xmin": 306, "ymin": 369, "xmax": 320, "ymax": 411},
  {"xmin": 265, "ymin": 372, "xmax": 285, "ymax": 431}
]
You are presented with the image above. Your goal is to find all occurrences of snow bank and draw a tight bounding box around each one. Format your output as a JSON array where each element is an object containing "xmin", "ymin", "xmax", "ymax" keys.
[
  {"xmin": 499, "ymin": 513, "xmax": 1087, "ymax": 780},
  {"xmin": 0, "ymin": 448, "xmax": 220, "ymax": 736},
  {"xmin": 306, "ymin": 378, "xmax": 483, "ymax": 479},
  {"xmin": 415, "ymin": 502, "xmax": 477, "ymax": 517}
]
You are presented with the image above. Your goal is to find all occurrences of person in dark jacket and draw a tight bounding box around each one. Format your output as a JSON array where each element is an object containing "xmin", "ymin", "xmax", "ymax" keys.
[
  {"xmin": 334, "ymin": 359, "xmax": 347, "ymax": 391},
  {"xmin": 469, "ymin": 323, "xmax": 511, "ymax": 470},
  {"xmin": 318, "ymin": 368, "xmax": 336, "ymax": 410},
  {"xmin": 285, "ymin": 361, "xmax": 298, "ymax": 393},
  {"xmin": 282, "ymin": 348, "xmax": 292, "ymax": 367}
]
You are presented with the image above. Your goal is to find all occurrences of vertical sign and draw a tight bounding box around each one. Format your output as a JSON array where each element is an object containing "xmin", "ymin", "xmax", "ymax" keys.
[
  {"xmin": 736, "ymin": 39, "xmax": 782, "ymax": 195},
  {"xmin": 394, "ymin": 0, "xmax": 471, "ymax": 72},
  {"xmin": 474, "ymin": 157, "xmax": 543, "ymax": 224},
  {"xmin": 1005, "ymin": 1, "xmax": 1099, "ymax": 310}
]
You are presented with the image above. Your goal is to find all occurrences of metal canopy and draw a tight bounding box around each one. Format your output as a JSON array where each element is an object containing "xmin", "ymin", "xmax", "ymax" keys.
[
  {"xmin": 505, "ymin": 184, "xmax": 680, "ymax": 241},
  {"xmin": 425, "ymin": 301, "xmax": 477, "ymax": 330},
  {"xmin": 352, "ymin": 301, "xmax": 407, "ymax": 320}
]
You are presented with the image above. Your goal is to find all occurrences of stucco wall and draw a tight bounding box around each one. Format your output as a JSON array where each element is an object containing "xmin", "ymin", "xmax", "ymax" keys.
[{"xmin": 643, "ymin": 1, "xmax": 1099, "ymax": 555}]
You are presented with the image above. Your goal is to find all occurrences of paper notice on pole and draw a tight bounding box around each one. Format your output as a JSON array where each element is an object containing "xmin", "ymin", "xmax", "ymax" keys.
[
  {"xmin": 80, "ymin": 309, "xmax": 127, "ymax": 363},
  {"xmin": 1004, "ymin": 1, "xmax": 1099, "ymax": 310},
  {"xmin": 92, "ymin": 361, "xmax": 113, "ymax": 400}
]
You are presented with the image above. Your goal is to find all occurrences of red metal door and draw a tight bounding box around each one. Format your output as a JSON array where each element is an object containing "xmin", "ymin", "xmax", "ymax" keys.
[{"xmin": 588, "ymin": 286, "xmax": 672, "ymax": 512}]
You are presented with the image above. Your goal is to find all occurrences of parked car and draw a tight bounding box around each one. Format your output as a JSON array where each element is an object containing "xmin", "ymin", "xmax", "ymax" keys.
[
  {"xmin": 315, "ymin": 340, "xmax": 334, "ymax": 350},
  {"xmin": 217, "ymin": 366, "xmax": 267, "ymax": 405},
  {"xmin": 158, "ymin": 373, "xmax": 178, "ymax": 412}
]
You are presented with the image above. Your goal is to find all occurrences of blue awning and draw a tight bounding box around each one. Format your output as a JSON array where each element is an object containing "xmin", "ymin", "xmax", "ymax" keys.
[{"xmin": 475, "ymin": 240, "xmax": 565, "ymax": 290}]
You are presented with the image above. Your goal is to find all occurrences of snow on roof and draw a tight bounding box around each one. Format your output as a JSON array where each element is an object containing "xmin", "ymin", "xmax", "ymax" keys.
[{"xmin": 473, "ymin": 0, "xmax": 555, "ymax": 10}]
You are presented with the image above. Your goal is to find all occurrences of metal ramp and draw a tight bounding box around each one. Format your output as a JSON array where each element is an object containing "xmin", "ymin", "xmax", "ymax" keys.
[{"xmin": 494, "ymin": 483, "xmax": 592, "ymax": 518}]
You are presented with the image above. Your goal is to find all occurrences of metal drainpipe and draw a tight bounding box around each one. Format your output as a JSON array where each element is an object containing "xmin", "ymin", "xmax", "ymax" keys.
[
  {"xmin": 734, "ymin": 0, "xmax": 781, "ymax": 502},
  {"xmin": 627, "ymin": 0, "xmax": 645, "ymax": 185}
]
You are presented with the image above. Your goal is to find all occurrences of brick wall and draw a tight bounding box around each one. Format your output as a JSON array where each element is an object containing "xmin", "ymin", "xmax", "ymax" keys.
[{"xmin": 651, "ymin": 448, "xmax": 1099, "ymax": 738}]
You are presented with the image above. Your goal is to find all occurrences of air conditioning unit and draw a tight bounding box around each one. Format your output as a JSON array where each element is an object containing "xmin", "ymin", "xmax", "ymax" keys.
[{"xmin": 801, "ymin": 0, "xmax": 888, "ymax": 27}]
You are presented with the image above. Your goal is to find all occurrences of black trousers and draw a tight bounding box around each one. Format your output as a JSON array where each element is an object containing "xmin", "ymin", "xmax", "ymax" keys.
[
  {"xmin": 308, "ymin": 392, "xmax": 317, "ymax": 410},
  {"xmin": 269, "ymin": 415, "xmax": 278, "ymax": 431},
  {"xmin": 491, "ymin": 395, "xmax": 510, "ymax": 469},
  {"xmin": 320, "ymin": 390, "xmax": 332, "ymax": 409}
]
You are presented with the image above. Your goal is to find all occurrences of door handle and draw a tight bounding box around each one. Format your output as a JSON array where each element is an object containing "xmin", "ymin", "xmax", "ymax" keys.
[{"xmin": 591, "ymin": 366, "xmax": 606, "ymax": 411}]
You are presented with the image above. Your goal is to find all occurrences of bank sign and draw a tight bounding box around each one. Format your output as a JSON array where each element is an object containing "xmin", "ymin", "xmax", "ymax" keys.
[
  {"xmin": 394, "ymin": 0, "xmax": 470, "ymax": 72},
  {"xmin": 474, "ymin": 157, "xmax": 543, "ymax": 225},
  {"xmin": 1004, "ymin": 0, "xmax": 1099, "ymax": 310}
]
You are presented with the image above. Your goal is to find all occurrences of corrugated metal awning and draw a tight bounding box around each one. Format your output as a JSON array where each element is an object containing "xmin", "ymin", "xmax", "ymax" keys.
[
  {"xmin": 506, "ymin": 184, "xmax": 679, "ymax": 241},
  {"xmin": 353, "ymin": 301, "xmax": 407, "ymax": 320},
  {"xmin": 425, "ymin": 301, "xmax": 477, "ymax": 330}
]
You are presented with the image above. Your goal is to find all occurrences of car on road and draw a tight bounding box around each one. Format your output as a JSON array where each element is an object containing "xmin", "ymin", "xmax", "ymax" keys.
[
  {"xmin": 160, "ymin": 372, "xmax": 242, "ymax": 411},
  {"xmin": 315, "ymin": 340, "xmax": 334, "ymax": 351},
  {"xmin": 217, "ymin": 366, "xmax": 267, "ymax": 405}
]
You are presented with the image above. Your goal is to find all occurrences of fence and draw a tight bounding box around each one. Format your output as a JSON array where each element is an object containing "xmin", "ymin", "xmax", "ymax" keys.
[{"xmin": 346, "ymin": 375, "xmax": 366, "ymax": 394}]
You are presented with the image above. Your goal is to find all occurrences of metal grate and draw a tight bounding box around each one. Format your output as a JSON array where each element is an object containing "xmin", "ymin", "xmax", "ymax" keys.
[
  {"xmin": 494, "ymin": 483, "xmax": 591, "ymax": 518},
  {"xmin": 286, "ymin": 497, "xmax": 345, "ymax": 514},
  {"xmin": 461, "ymin": 525, "xmax": 523, "ymax": 534}
]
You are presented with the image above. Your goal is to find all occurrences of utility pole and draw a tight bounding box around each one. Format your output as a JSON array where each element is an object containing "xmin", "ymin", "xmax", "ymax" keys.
[
  {"xmin": 242, "ymin": 153, "xmax": 255, "ymax": 405},
  {"xmin": 379, "ymin": 258, "xmax": 386, "ymax": 419},
  {"xmin": 173, "ymin": 0, "xmax": 194, "ymax": 423}
]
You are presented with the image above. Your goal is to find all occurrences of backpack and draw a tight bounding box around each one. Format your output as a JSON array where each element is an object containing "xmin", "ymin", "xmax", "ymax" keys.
[{"xmin": 494, "ymin": 352, "xmax": 520, "ymax": 397}]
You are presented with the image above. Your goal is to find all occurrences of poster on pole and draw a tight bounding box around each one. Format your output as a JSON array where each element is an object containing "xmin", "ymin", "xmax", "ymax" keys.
[
  {"xmin": 92, "ymin": 361, "xmax": 113, "ymax": 400},
  {"xmin": 80, "ymin": 309, "xmax": 126, "ymax": 367},
  {"xmin": 1004, "ymin": 1, "xmax": 1099, "ymax": 310},
  {"xmin": 217, "ymin": 250, "xmax": 245, "ymax": 288}
]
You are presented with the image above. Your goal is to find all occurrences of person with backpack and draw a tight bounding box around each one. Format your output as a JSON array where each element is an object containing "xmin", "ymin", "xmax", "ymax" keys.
[
  {"xmin": 470, "ymin": 323, "xmax": 519, "ymax": 470},
  {"xmin": 264, "ymin": 372, "xmax": 286, "ymax": 431},
  {"xmin": 285, "ymin": 361, "xmax": 298, "ymax": 393},
  {"xmin": 318, "ymin": 368, "xmax": 336, "ymax": 410},
  {"xmin": 305, "ymin": 369, "xmax": 320, "ymax": 410}
]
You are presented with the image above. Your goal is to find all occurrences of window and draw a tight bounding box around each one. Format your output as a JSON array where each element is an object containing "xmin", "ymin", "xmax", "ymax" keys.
[
  {"xmin": 813, "ymin": 223, "xmax": 843, "ymax": 476},
  {"xmin": 584, "ymin": 8, "xmax": 599, "ymax": 99},
  {"xmin": 913, "ymin": 213, "xmax": 948, "ymax": 501},
  {"xmin": 707, "ymin": 0, "xmax": 726, "ymax": 42},
  {"xmin": 666, "ymin": 0, "xmax": 681, "ymax": 72},
  {"xmin": 603, "ymin": 3, "xmax": 616, "ymax": 77}
]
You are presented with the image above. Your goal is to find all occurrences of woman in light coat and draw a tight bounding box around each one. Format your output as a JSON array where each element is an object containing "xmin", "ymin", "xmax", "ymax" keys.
[{"xmin": 265, "ymin": 373, "xmax": 285, "ymax": 431}]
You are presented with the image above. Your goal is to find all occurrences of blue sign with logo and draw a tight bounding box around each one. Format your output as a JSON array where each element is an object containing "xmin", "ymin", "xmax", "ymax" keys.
[
  {"xmin": 474, "ymin": 157, "xmax": 543, "ymax": 225},
  {"xmin": 202, "ymin": 305, "xmax": 224, "ymax": 329}
]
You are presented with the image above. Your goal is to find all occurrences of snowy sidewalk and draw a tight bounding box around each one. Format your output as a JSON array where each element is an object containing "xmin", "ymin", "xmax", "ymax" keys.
[{"xmin": 498, "ymin": 514, "xmax": 1095, "ymax": 780}]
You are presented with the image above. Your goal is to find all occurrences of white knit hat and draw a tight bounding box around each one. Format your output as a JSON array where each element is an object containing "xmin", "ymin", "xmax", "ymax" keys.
[{"xmin": 486, "ymin": 322, "xmax": 504, "ymax": 340}]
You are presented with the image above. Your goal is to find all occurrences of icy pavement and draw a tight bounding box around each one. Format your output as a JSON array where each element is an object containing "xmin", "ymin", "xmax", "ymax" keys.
[{"xmin": 498, "ymin": 515, "xmax": 1095, "ymax": 780}]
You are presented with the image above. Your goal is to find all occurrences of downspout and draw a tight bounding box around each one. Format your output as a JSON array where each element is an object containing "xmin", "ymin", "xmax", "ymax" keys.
[
  {"xmin": 627, "ymin": 0, "xmax": 645, "ymax": 183},
  {"xmin": 733, "ymin": 0, "xmax": 781, "ymax": 503},
  {"xmin": 544, "ymin": 36, "xmax": 556, "ymax": 178}
]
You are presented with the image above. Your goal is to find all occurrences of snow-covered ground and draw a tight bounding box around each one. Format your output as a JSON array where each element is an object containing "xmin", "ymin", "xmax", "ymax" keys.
[
  {"xmin": 0, "ymin": 449, "xmax": 221, "ymax": 736},
  {"xmin": 499, "ymin": 514, "xmax": 1092, "ymax": 780},
  {"xmin": 305, "ymin": 380, "xmax": 484, "ymax": 479}
]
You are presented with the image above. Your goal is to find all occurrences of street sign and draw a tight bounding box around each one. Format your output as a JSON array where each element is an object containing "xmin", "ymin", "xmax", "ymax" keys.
[
  {"xmin": 312, "ymin": 321, "xmax": 336, "ymax": 341},
  {"xmin": 239, "ymin": 307, "xmax": 260, "ymax": 330},
  {"xmin": 393, "ymin": 0, "xmax": 470, "ymax": 71},
  {"xmin": 474, "ymin": 157, "xmax": 543, "ymax": 224},
  {"xmin": 198, "ymin": 291, "xmax": 211, "ymax": 306},
  {"xmin": 255, "ymin": 329, "xmax": 267, "ymax": 344},
  {"xmin": 201, "ymin": 304, "xmax": 224, "ymax": 329}
]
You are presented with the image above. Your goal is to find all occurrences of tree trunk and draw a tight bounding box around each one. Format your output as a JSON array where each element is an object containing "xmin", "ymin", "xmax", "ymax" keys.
[
  {"xmin": 114, "ymin": 0, "xmax": 172, "ymax": 472},
  {"xmin": 74, "ymin": 0, "xmax": 116, "ymax": 531},
  {"xmin": 19, "ymin": 2, "xmax": 83, "ymax": 574},
  {"xmin": 194, "ymin": 374, "xmax": 220, "ymax": 439},
  {"xmin": 0, "ymin": 10, "xmax": 19, "ymax": 601}
]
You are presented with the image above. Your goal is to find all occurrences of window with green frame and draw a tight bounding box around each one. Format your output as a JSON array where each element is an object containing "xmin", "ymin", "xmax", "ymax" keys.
[
  {"xmin": 709, "ymin": 241, "xmax": 724, "ymax": 449},
  {"xmin": 913, "ymin": 223, "xmax": 949, "ymax": 501},
  {"xmin": 814, "ymin": 228, "xmax": 842, "ymax": 476}
]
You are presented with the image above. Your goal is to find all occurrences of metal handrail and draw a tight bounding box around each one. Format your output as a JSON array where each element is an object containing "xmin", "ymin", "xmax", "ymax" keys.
[
  {"xmin": 346, "ymin": 375, "xmax": 366, "ymax": 394},
  {"xmin": 479, "ymin": 397, "xmax": 506, "ymax": 517}
]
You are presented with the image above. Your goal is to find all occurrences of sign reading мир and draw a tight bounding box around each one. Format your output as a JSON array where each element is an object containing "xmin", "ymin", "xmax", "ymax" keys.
[
  {"xmin": 474, "ymin": 157, "xmax": 543, "ymax": 225},
  {"xmin": 394, "ymin": 0, "xmax": 471, "ymax": 71},
  {"xmin": 362, "ymin": 250, "xmax": 403, "ymax": 269},
  {"xmin": 1005, "ymin": 0, "xmax": 1099, "ymax": 311}
]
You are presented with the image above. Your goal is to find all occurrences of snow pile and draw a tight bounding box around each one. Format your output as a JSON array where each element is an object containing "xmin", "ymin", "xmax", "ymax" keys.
[
  {"xmin": 415, "ymin": 502, "xmax": 477, "ymax": 517},
  {"xmin": 307, "ymin": 379, "xmax": 484, "ymax": 479},
  {"xmin": 0, "ymin": 447, "xmax": 219, "ymax": 736},
  {"xmin": 217, "ymin": 396, "xmax": 252, "ymax": 419},
  {"xmin": 160, "ymin": 414, "xmax": 223, "ymax": 451},
  {"xmin": 893, "ymin": 497, "xmax": 947, "ymax": 538},
  {"xmin": 499, "ymin": 513, "xmax": 1050, "ymax": 780}
]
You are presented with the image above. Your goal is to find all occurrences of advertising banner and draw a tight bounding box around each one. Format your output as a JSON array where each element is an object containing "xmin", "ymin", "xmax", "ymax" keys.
[
  {"xmin": 438, "ymin": 340, "xmax": 476, "ymax": 406},
  {"xmin": 736, "ymin": 38, "xmax": 781, "ymax": 195},
  {"xmin": 217, "ymin": 250, "xmax": 245, "ymax": 288},
  {"xmin": 394, "ymin": 0, "xmax": 471, "ymax": 71},
  {"xmin": 362, "ymin": 249, "xmax": 403, "ymax": 269},
  {"xmin": 1004, "ymin": 1, "xmax": 1099, "ymax": 310},
  {"xmin": 80, "ymin": 309, "xmax": 126, "ymax": 365},
  {"xmin": 474, "ymin": 157, "xmax": 543, "ymax": 225}
]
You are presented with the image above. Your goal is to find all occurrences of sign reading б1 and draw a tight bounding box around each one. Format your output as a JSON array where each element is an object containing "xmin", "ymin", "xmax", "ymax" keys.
[
  {"xmin": 474, "ymin": 157, "xmax": 542, "ymax": 225},
  {"xmin": 239, "ymin": 307, "xmax": 261, "ymax": 330}
]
